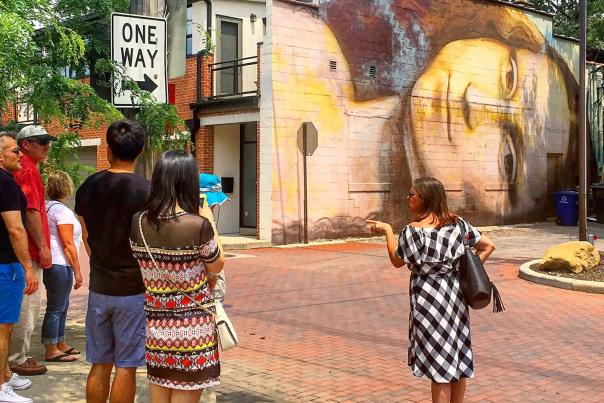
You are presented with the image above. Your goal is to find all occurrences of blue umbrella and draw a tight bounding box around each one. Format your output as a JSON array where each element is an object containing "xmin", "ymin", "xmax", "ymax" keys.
[{"xmin": 200, "ymin": 173, "xmax": 230, "ymax": 207}]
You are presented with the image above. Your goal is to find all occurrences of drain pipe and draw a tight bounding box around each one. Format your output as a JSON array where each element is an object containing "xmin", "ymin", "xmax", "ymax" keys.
[
  {"xmin": 203, "ymin": 0, "xmax": 212, "ymax": 39},
  {"xmin": 195, "ymin": 49, "xmax": 207, "ymax": 109},
  {"xmin": 191, "ymin": 0, "xmax": 213, "ymax": 148},
  {"xmin": 191, "ymin": 49, "xmax": 206, "ymax": 147},
  {"xmin": 197, "ymin": 0, "xmax": 212, "ymax": 104}
]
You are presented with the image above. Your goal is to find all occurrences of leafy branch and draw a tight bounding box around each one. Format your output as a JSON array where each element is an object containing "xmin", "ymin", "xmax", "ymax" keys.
[
  {"xmin": 96, "ymin": 59, "xmax": 190, "ymax": 177},
  {"xmin": 527, "ymin": 0, "xmax": 604, "ymax": 48}
]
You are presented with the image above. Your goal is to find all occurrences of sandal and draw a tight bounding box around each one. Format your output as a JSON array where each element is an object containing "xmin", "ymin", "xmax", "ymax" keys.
[
  {"xmin": 45, "ymin": 353, "xmax": 77, "ymax": 362},
  {"xmin": 62, "ymin": 347, "xmax": 80, "ymax": 355}
]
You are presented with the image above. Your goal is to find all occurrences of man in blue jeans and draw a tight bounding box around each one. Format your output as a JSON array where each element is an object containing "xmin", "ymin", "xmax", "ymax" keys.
[
  {"xmin": 75, "ymin": 121, "xmax": 150, "ymax": 403},
  {"xmin": 0, "ymin": 132, "xmax": 39, "ymax": 403}
]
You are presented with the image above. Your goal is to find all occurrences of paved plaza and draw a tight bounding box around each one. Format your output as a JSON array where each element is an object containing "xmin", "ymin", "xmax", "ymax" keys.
[{"xmin": 20, "ymin": 223, "xmax": 604, "ymax": 402}]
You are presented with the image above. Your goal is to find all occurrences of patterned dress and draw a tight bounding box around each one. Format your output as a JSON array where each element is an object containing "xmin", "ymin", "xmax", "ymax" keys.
[
  {"xmin": 396, "ymin": 218, "xmax": 481, "ymax": 383},
  {"xmin": 130, "ymin": 212, "xmax": 221, "ymax": 390}
]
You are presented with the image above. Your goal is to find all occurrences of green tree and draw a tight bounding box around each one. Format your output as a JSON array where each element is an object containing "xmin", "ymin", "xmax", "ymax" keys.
[
  {"xmin": 0, "ymin": 0, "xmax": 190, "ymax": 182},
  {"xmin": 527, "ymin": 0, "xmax": 604, "ymax": 49},
  {"xmin": 0, "ymin": 0, "xmax": 123, "ymax": 127}
]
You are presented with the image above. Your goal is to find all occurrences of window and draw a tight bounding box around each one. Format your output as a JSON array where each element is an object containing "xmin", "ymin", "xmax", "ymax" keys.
[
  {"xmin": 59, "ymin": 64, "xmax": 90, "ymax": 79},
  {"xmin": 60, "ymin": 66, "xmax": 77, "ymax": 79},
  {"xmin": 262, "ymin": 17, "xmax": 267, "ymax": 37},
  {"xmin": 186, "ymin": 4, "xmax": 193, "ymax": 56}
]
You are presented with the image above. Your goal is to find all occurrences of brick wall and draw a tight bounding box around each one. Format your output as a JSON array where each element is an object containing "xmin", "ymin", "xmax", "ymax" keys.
[
  {"xmin": 269, "ymin": 0, "xmax": 579, "ymax": 243},
  {"xmin": 195, "ymin": 125, "xmax": 214, "ymax": 173},
  {"xmin": 173, "ymin": 55, "xmax": 214, "ymax": 117}
]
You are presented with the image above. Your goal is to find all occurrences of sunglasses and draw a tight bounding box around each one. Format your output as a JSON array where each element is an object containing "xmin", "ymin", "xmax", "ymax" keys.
[{"xmin": 27, "ymin": 137, "xmax": 50, "ymax": 146}]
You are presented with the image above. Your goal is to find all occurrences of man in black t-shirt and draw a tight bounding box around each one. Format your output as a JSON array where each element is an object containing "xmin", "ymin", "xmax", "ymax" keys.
[
  {"xmin": 75, "ymin": 121, "xmax": 150, "ymax": 403},
  {"xmin": 0, "ymin": 133, "xmax": 38, "ymax": 402}
]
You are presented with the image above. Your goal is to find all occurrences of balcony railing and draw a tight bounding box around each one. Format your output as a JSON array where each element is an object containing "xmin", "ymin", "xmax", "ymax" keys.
[{"xmin": 210, "ymin": 56, "xmax": 258, "ymax": 99}]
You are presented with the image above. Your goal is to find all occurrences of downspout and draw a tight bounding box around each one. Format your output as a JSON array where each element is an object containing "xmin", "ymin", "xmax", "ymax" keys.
[
  {"xmin": 191, "ymin": 0, "xmax": 213, "ymax": 147},
  {"xmin": 191, "ymin": 49, "xmax": 206, "ymax": 145},
  {"xmin": 199, "ymin": 0, "xmax": 212, "ymax": 103}
]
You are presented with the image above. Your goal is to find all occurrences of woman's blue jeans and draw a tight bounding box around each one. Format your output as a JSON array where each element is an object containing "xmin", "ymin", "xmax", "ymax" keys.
[{"xmin": 41, "ymin": 264, "xmax": 73, "ymax": 345}]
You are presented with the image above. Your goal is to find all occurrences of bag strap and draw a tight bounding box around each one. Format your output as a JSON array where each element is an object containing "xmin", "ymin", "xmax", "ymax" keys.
[
  {"xmin": 46, "ymin": 200, "xmax": 62, "ymax": 214},
  {"xmin": 457, "ymin": 218, "xmax": 469, "ymax": 247},
  {"xmin": 137, "ymin": 211, "xmax": 215, "ymax": 316},
  {"xmin": 46, "ymin": 200, "xmax": 78, "ymax": 222},
  {"xmin": 457, "ymin": 218, "xmax": 505, "ymax": 313}
]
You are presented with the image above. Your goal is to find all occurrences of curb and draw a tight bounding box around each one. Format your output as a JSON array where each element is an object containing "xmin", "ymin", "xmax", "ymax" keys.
[
  {"xmin": 518, "ymin": 260, "xmax": 604, "ymax": 294},
  {"xmin": 274, "ymin": 239, "xmax": 346, "ymax": 249},
  {"xmin": 223, "ymin": 242, "xmax": 272, "ymax": 250}
]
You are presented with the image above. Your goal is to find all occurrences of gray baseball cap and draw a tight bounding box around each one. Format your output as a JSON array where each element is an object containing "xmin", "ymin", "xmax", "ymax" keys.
[{"xmin": 16, "ymin": 125, "xmax": 57, "ymax": 142}]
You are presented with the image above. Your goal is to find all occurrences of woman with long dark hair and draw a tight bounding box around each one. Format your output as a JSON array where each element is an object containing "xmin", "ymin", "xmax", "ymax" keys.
[
  {"xmin": 368, "ymin": 177, "xmax": 496, "ymax": 403},
  {"xmin": 129, "ymin": 150, "xmax": 224, "ymax": 403}
]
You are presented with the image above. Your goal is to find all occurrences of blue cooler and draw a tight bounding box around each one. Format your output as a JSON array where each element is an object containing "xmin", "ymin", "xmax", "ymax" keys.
[{"xmin": 554, "ymin": 191, "xmax": 578, "ymax": 226}]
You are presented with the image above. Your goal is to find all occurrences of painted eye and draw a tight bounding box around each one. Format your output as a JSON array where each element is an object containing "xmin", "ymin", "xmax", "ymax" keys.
[
  {"xmin": 503, "ymin": 56, "xmax": 517, "ymax": 98},
  {"xmin": 499, "ymin": 134, "xmax": 517, "ymax": 183}
]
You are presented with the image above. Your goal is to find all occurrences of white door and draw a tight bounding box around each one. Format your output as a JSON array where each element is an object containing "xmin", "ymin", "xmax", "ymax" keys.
[{"xmin": 213, "ymin": 125, "xmax": 240, "ymax": 234}]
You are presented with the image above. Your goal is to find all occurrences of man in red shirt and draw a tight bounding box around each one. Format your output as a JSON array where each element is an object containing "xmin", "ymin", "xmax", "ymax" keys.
[{"xmin": 9, "ymin": 126, "xmax": 55, "ymax": 376}]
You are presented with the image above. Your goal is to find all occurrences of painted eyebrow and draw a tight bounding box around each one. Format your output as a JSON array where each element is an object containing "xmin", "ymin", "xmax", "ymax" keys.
[{"xmin": 484, "ymin": 20, "xmax": 543, "ymax": 52}]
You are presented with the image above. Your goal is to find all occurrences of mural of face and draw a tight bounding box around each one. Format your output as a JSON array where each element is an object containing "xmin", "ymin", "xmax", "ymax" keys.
[
  {"xmin": 408, "ymin": 38, "xmax": 572, "ymax": 214},
  {"xmin": 319, "ymin": 0, "xmax": 578, "ymax": 224},
  {"xmin": 270, "ymin": 0, "xmax": 578, "ymax": 242}
]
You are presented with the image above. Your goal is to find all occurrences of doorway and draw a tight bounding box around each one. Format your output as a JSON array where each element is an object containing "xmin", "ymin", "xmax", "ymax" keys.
[
  {"xmin": 240, "ymin": 122, "xmax": 257, "ymax": 230},
  {"xmin": 217, "ymin": 17, "xmax": 241, "ymax": 96},
  {"xmin": 213, "ymin": 122, "xmax": 258, "ymax": 235}
]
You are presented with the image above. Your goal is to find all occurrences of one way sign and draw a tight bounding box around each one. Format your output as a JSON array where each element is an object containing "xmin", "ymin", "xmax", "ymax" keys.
[{"xmin": 111, "ymin": 13, "xmax": 167, "ymax": 107}]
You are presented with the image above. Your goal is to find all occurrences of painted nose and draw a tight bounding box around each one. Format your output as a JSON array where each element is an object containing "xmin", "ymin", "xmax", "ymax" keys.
[{"xmin": 462, "ymin": 84, "xmax": 510, "ymax": 130}]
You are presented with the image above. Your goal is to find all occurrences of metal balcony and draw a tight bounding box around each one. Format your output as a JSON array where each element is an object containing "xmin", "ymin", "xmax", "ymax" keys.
[{"xmin": 210, "ymin": 56, "xmax": 258, "ymax": 99}]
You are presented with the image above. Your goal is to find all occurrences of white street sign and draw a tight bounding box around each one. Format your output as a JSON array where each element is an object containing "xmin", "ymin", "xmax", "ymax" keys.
[{"xmin": 111, "ymin": 13, "xmax": 167, "ymax": 107}]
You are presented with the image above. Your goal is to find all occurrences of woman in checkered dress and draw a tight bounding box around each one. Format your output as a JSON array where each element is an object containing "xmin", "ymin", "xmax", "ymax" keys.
[{"xmin": 368, "ymin": 177, "xmax": 496, "ymax": 403}]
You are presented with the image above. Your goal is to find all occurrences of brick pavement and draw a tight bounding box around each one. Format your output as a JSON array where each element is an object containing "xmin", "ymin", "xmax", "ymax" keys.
[
  {"xmin": 209, "ymin": 242, "xmax": 604, "ymax": 403},
  {"xmin": 21, "ymin": 223, "xmax": 604, "ymax": 402}
]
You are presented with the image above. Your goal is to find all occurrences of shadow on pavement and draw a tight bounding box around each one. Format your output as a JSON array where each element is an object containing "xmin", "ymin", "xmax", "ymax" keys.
[{"xmin": 214, "ymin": 390, "xmax": 281, "ymax": 403}]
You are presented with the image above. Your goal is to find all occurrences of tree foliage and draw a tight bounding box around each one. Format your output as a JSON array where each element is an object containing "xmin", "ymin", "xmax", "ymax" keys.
[
  {"xmin": 44, "ymin": 131, "xmax": 95, "ymax": 187},
  {"xmin": 0, "ymin": 0, "xmax": 125, "ymax": 125},
  {"xmin": 1, "ymin": 0, "xmax": 190, "ymax": 182},
  {"xmin": 527, "ymin": 0, "xmax": 604, "ymax": 49}
]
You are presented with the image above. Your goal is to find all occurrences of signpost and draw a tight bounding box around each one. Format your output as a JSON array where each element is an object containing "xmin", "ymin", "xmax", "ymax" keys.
[
  {"xmin": 578, "ymin": 0, "xmax": 587, "ymax": 241},
  {"xmin": 299, "ymin": 122, "xmax": 318, "ymax": 244},
  {"xmin": 111, "ymin": 13, "xmax": 167, "ymax": 107}
]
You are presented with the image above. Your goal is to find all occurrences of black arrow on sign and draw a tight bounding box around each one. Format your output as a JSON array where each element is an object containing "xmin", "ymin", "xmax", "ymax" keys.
[{"xmin": 136, "ymin": 74, "xmax": 158, "ymax": 93}]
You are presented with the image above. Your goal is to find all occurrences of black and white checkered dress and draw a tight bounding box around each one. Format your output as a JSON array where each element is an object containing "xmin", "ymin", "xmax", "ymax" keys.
[{"xmin": 396, "ymin": 218, "xmax": 481, "ymax": 383}]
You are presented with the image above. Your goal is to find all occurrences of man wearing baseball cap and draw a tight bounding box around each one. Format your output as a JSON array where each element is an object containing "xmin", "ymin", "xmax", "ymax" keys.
[{"xmin": 9, "ymin": 125, "xmax": 56, "ymax": 376}]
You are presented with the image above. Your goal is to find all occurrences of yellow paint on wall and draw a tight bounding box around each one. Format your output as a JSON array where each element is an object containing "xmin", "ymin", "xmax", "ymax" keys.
[{"xmin": 271, "ymin": 21, "xmax": 401, "ymax": 218}]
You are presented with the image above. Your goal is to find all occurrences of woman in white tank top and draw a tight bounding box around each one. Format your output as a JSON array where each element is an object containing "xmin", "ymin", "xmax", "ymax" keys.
[{"xmin": 42, "ymin": 171, "xmax": 84, "ymax": 362}]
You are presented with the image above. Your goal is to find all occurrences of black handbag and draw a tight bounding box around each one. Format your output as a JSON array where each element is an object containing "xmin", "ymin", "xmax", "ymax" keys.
[{"xmin": 458, "ymin": 219, "xmax": 505, "ymax": 313}]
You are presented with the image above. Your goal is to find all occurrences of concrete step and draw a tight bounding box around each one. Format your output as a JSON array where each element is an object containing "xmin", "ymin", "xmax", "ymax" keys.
[{"xmin": 220, "ymin": 235, "xmax": 271, "ymax": 250}]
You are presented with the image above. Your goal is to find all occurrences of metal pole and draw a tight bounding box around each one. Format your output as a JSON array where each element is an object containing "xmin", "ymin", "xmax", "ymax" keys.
[
  {"xmin": 129, "ymin": 0, "xmax": 145, "ymax": 15},
  {"xmin": 303, "ymin": 124, "xmax": 308, "ymax": 244},
  {"xmin": 578, "ymin": 0, "xmax": 587, "ymax": 241}
]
